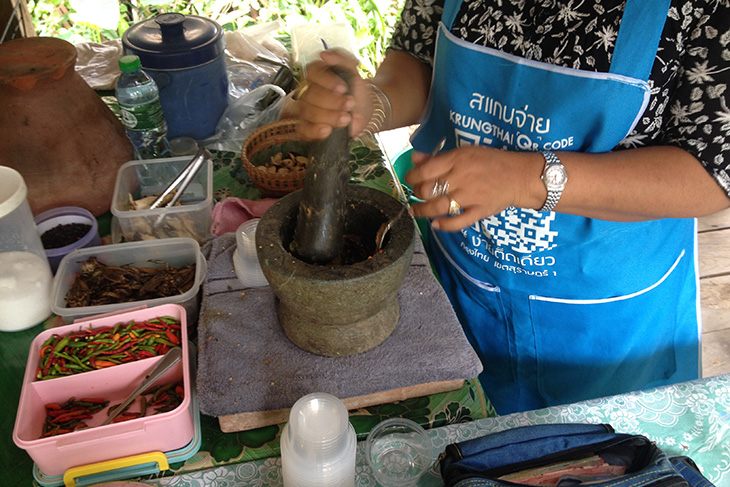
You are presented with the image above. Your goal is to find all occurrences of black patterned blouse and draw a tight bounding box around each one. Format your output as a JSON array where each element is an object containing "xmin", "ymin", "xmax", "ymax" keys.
[{"xmin": 390, "ymin": 0, "xmax": 730, "ymax": 197}]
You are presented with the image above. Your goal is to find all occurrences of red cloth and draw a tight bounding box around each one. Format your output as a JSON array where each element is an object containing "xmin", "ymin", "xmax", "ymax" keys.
[{"xmin": 211, "ymin": 197, "xmax": 278, "ymax": 236}]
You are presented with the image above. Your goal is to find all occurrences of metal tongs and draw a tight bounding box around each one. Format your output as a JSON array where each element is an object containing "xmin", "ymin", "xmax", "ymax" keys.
[
  {"xmin": 102, "ymin": 347, "xmax": 182, "ymax": 425},
  {"xmin": 149, "ymin": 147, "xmax": 210, "ymax": 210}
]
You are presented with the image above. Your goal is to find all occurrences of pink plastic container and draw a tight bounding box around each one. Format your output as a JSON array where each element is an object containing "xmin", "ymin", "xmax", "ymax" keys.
[{"xmin": 12, "ymin": 304, "xmax": 193, "ymax": 477}]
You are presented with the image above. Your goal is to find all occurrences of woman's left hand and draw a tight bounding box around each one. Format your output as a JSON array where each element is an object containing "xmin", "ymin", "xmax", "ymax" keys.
[{"xmin": 405, "ymin": 146, "xmax": 544, "ymax": 232}]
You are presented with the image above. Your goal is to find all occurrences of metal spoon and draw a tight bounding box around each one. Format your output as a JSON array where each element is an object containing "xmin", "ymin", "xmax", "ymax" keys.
[
  {"xmin": 375, "ymin": 137, "xmax": 446, "ymax": 251},
  {"xmin": 375, "ymin": 204, "xmax": 408, "ymax": 252},
  {"xmin": 102, "ymin": 347, "xmax": 182, "ymax": 425}
]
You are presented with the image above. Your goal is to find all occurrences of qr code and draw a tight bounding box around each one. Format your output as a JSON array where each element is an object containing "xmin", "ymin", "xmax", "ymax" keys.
[{"xmin": 482, "ymin": 207, "xmax": 558, "ymax": 253}]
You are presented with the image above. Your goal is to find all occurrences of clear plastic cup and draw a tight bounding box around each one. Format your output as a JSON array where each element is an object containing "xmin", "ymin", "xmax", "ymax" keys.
[
  {"xmin": 281, "ymin": 392, "xmax": 356, "ymax": 487},
  {"xmin": 366, "ymin": 418, "xmax": 434, "ymax": 487},
  {"xmin": 0, "ymin": 166, "xmax": 53, "ymax": 331},
  {"xmin": 233, "ymin": 218, "xmax": 268, "ymax": 288}
]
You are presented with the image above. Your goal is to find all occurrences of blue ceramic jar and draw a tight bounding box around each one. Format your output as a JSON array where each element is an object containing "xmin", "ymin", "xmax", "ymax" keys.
[{"xmin": 122, "ymin": 13, "xmax": 229, "ymax": 140}]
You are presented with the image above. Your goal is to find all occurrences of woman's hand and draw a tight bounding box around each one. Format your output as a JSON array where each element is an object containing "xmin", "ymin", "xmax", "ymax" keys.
[
  {"xmin": 280, "ymin": 49, "xmax": 373, "ymax": 140},
  {"xmin": 405, "ymin": 146, "xmax": 545, "ymax": 232}
]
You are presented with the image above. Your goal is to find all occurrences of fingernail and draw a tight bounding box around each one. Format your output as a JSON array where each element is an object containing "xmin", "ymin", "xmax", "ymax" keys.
[
  {"xmin": 431, "ymin": 220, "xmax": 440, "ymax": 230},
  {"xmin": 338, "ymin": 113, "xmax": 350, "ymax": 125},
  {"xmin": 334, "ymin": 83, "xmax": 347, "ymax": 94},
  {"xmin": 344, "ymin": 97, "xmax": 355, "ymax": 110}
]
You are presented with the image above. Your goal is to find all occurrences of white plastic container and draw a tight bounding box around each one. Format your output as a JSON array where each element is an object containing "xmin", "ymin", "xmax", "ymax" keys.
[
  {"xmin": 281, "ymin": 392, "xmax": 356, "ymax": 487},
  {"xmin": 110, "ymin": 155, "xmax": 213, "ymax": 244},
  {"xmin": 50, "ymin": 237, "xmax": 207, "ymax": 324},
  {"xmin": 12, "ymin": 304, "xmax": 193, "ymax": 477},
  {"xmin": 233, "ymin": 218, "xmax": 269, "ymax": 288},
  {"xmin": 0, "ymin": 166, "xmax": 53, "ymax": 332}
]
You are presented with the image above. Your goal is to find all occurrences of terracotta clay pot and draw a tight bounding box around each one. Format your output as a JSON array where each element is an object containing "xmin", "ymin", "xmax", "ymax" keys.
[{"xmin": 0, "ymin": 37, "xmax": 134, "ymax": 216}]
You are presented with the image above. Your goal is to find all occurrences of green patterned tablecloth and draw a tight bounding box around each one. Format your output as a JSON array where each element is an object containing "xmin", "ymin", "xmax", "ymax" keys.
[{"xmin": 130, "ymin": 373, "xmax": 730, "ymax": 486}]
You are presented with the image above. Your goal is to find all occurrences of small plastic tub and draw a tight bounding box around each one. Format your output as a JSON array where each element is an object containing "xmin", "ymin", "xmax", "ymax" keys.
[
  {"xmin": 110, "ymin": 155, "xmax": 213, "ymax": 244},
  {"xmin": 12, "ymin": 304, "xmax": 193, "ymax": 478},
  {"xmin": 34, "ymin": 206, "xmax": 101, "ymax": 274},
  {"xmin": 366, "ymin": 418, "xmax": 434, "ymax": 487},
  {"xmin": 50, "ymin": 237, "xmax": 207, "ymax": 325}
]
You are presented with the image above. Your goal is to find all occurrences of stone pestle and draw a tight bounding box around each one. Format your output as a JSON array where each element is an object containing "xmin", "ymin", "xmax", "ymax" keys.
[{"xmin": 291, "ymin": 69, "xmax": 352, "ymax": 265}]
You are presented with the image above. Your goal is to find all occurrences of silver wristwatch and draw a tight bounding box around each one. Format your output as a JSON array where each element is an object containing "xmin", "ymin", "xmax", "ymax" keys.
[{"xmin": 539, "ymin": 150, "xmax": 567, "ymax": 212}]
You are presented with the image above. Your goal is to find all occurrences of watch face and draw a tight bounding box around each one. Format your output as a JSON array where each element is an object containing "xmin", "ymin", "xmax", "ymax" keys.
[{"xmin": 544, "ymin": 165, "xmax": 567, "ymax": 189}]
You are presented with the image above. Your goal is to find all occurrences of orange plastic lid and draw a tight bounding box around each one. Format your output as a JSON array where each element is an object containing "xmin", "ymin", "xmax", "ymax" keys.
[{"xmin": 0, "ymin": 37, "xmax": 76, "ymax": 91}]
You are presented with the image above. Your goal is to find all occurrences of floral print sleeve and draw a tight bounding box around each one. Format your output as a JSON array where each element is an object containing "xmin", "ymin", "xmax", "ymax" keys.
[{"xmin": 389, "ymin": 0, "xmax": 730, "ymax": 197}]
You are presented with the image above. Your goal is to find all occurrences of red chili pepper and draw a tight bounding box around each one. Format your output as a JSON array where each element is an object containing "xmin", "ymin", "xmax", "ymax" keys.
[
  {"xmin": 53, "ymin": 411, "xmax": 93, "ymax": 423},
  {"xmin": 78, "ymin": 398, "xmax": 107, "ymax": 404},
  {"xmin": 175, "ymin": 385, "xmax": 184, "ymax": 397},
  {"xmin": 45, "ymin": 403, "xmax": 62, "ymax": 410},
  {"xmin": 42, "ymin": 348, "xmax": 54, "ymax": 376},
  {"xmin": 165, "ymin": 328, "xmax": 180, "ymax": 345},
  {"xmin": 94, "ymin": 359, "xmax": 117, "ymax": 368}
]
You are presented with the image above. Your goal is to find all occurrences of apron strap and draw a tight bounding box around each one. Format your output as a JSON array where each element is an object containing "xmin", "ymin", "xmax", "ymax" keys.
[
  {"xmin": 608, "ymin": 0, "xmax": 671, "ymax": 80},
  {"xmin": 441, "ymin": 0, "xmax": 462, "ymax": 31}
]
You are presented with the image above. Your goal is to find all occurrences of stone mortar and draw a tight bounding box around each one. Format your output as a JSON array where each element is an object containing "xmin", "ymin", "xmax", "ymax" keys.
[{"xmin": 256, "ymin": 185, "xmax": 415, "ymax": 356}]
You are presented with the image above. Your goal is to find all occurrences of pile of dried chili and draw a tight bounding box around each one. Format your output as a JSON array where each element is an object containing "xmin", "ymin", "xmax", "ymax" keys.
[
  {"xmin": 64, "ymin": 257, "xmax": 196, "ymax": 308},
  {"xmin": 36, "ymin": 316, "xmax": 182, "ymax": 380},
  {"xmin": 42, "ymin": 397, "xmax": 109, "ymax": 438}
]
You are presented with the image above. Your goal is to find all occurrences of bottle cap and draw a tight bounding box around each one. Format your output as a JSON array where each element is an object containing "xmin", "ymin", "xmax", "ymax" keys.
[{"xmin": 118, "ymin": 55, "xmax": 142, "ymax": 72}]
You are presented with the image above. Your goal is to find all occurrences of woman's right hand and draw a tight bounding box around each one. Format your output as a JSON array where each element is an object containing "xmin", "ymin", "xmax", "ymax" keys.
[{"xmin": 281, "ymin": 49, "xmax": 372, "ymax": 140}]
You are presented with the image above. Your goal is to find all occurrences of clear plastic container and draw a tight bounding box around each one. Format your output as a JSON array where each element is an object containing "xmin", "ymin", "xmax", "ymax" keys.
[
  {"xmin": 366, "ymin": 418, "xmax": 434, "ymax": 487},
  {"xmin": 0, "ymin": 166, "xmax": 53, "ymax": 332},
  {"xmin": 50, "ymin": 237, "xmax": 207, "ymax": 325},
  {"xmin": 110, "ymin": 156, "xmax": 213, "ymax": 244}
]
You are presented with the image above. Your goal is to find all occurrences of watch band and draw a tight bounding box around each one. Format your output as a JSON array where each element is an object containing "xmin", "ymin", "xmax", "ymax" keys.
[{"xmin": 540, "ymin": 150, "xmax": 566, "ymax": 213}]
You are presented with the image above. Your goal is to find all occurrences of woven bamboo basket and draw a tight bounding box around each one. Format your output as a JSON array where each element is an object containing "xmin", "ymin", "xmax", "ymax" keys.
[{"xmin": 242, "ymin": 120, "xmax": 308, "ymax": 198}]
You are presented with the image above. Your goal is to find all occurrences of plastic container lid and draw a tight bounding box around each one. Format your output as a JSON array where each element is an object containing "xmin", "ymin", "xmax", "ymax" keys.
[
  {"xmin": 122, "ymin": 13, "xmax": 225, "ymax": 70},
  {"xmin": 0, "ymin": 166, "xmax": 26, "ymax": 218}
]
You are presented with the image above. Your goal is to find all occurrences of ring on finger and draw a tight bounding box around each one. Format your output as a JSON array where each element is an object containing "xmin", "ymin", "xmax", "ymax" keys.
[
  {"xmin": 448, "ymin": 197, "xmax": 462, "ymax": 216},
  {"xmin": 431, "ymin": 179, "xmax": 449, "ymax": 198},
  {"xmin": 292, "ymin": 81, "xmax": 310, "ymax": 100}
]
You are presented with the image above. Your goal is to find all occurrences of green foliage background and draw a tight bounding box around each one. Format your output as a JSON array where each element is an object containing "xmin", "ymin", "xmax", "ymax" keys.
[{"xmin": 27, "ymin": 0, "xmax": 405, "ymax": 77}]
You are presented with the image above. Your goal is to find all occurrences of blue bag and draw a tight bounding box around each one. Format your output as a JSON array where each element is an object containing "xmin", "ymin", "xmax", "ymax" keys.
[{"xmin": 440, "ymin": 423, "xmax": 715, "ymax": 486}]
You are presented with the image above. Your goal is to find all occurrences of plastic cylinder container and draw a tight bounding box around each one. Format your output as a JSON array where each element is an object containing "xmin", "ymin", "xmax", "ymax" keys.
[
  {"xmin": 0, "ymin": 166, "xmax": 53, "ymax": 332},
  {"xmin": 34, "ymin": 206, "xmax": 102, "ymax": 274},
  {"xmin": 122, "ymin": 13, "xmax": 229, "ymax": 140},
  {"xmin": 280, "ymin": 392, "xmax": 356, "ymax": 487}
]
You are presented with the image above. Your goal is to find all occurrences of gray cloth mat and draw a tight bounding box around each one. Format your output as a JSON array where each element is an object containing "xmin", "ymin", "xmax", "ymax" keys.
[{"xmin": 197, "ymin": 232, "xmax": 483, "ymax": 417}]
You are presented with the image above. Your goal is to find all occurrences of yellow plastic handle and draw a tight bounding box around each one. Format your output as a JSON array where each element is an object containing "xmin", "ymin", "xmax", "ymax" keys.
[{"xmin": 63, "ymin": 451, "xmax": 169, "ymax": 487}]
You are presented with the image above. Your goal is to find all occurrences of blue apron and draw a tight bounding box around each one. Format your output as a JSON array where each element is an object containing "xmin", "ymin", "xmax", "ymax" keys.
[{"xmin": 411, "ymin": 0, "xmax": 701, "ymax": 414}]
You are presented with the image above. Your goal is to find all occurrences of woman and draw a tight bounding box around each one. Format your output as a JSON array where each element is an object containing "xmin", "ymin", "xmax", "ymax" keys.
[{"xmin": 283, "ymin": 0, "xmax": 730, "ymax": 414}]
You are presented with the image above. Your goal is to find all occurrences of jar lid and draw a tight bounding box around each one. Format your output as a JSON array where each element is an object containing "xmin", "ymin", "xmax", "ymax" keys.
[
  {"xmin": 0, "ymin": 166, "xmax": 28, "ymax": 219},
  {"xmin": 0, "ymin": 37, "xmax": 76, "ymax": 91},
  {"xmin": 122, "ymin": 13, "xmax": 225, "ymax": 70}
]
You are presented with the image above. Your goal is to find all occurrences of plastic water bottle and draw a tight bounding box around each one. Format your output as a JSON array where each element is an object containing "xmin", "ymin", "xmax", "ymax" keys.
[{"xmin": 116, "ymin": 55, "xmax": 171, "ymax": 159}]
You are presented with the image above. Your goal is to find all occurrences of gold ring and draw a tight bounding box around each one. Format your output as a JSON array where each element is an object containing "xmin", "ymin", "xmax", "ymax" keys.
[
  {"xmin": 448, "ymin": 198, "xmax": 461, "ymax": 216},
  {"xmin": 431, "ymin": 180, "xmax": 449, "ymax": 198},
  {"xmin": 292, "ymin": 81, "xmax": 310, "ymax": 100}
]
